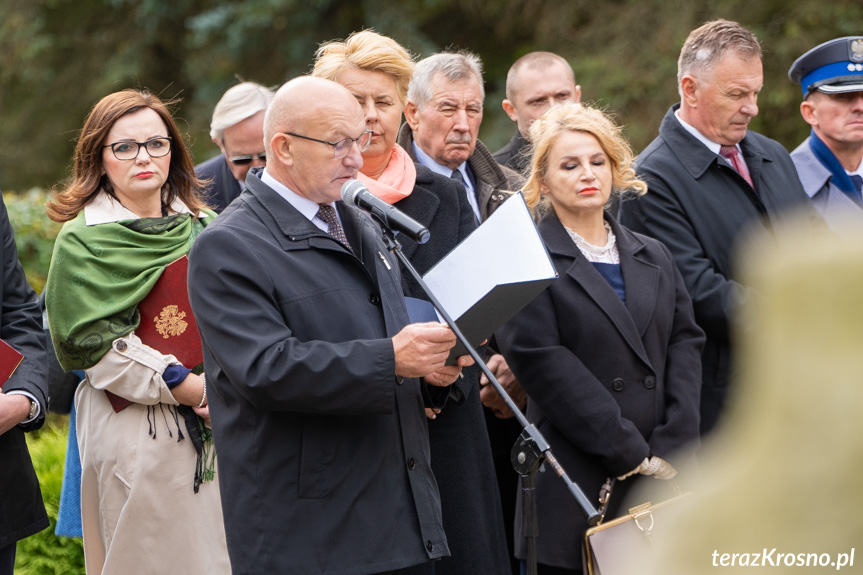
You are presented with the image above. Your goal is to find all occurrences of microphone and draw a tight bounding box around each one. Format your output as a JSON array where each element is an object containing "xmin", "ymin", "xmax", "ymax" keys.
[{"xmin": 341, "ymin": 179, "xmax": 430, "ymax": 244}]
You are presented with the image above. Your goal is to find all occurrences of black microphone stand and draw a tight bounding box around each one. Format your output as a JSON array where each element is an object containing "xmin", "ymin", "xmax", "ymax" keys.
[{"xmin": 375, "ymin": 224, "xmax": 601, "ymax": 575}]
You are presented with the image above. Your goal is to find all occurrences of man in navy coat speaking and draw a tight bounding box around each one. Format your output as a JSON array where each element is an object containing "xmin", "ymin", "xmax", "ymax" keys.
[{"xmin": 188, "ymin": 76, "xmax": 471, "ymax": 575}]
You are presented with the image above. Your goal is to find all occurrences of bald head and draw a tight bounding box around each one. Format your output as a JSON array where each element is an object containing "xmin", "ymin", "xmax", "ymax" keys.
[
  {"xmin": 265, "ymin": 76, "xmax": 361, "ymax": 157},
  {"xmin": 264, "ymin": 76, "xmax": 366, "ymax": 203}
]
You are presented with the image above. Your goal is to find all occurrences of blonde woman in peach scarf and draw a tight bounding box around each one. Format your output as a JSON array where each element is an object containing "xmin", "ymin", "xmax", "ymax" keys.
[{"xmin": 314, "ymin": 30, "xmax": 511, "ymax": 575}]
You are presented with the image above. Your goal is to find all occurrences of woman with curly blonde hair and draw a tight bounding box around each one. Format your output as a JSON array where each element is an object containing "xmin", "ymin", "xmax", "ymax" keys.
[
  {"xmin": 497, "ymin": 102, "xmax": 704, "ymax": 573},
  {"xmin": 522, "ymin": 102, "xmax": 646, "ymax": 216}
]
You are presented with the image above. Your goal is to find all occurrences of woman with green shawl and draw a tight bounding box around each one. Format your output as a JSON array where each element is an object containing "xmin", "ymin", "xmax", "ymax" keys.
[{"xmin": 45, "ymin": 90, "xmax": 230, "ymax": 574}]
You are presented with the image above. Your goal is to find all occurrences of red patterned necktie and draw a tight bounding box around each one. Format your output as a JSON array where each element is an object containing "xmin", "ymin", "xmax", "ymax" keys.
[
  {"xmin": 720, "ymin": 145, "xmax": 754, "ymax": 188},
  {"xmin": 317, "ymin": 204, "xmax": 352, "ymax": 251}
]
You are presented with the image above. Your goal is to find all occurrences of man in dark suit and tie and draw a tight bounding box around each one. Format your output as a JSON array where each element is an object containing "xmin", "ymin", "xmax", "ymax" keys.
[
  {"xmin": 619, "ymin": 19, "xmax": 822, "ymax": 435},
  {"xmin": 195, "ymin": 82, "xmax": 273, "ymax": 212},
  {"xmin": 188, "ymin": 75, "xmax": 473, "ymax": 575},
  {"xmin": 396, "ymin": 51, "xmax": 526, "ymax": 574}
]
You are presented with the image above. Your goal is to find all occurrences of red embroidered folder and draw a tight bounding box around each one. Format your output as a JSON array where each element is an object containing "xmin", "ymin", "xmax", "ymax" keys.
[
  {"xmin": 106, "ymin": 255, "xmax": 204, "ymax": 413},
  {"xmin": 135, "ymin": 255, "xmax": 203, "ymax": 368},
  {"xmin": 0, "ymin": 338, "xmax": 24, "ymax": 390}
]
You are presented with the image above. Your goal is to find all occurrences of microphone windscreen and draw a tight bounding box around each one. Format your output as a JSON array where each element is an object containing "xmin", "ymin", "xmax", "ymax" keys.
[{"xmin": 340, "ymin": 179, "xmax": 365, "ymax": 205}]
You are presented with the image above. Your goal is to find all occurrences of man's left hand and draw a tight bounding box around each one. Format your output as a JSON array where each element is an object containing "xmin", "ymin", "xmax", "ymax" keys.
[{"xmin": 423, "ymin": 354, "xmax": 475, "ymax": 387}]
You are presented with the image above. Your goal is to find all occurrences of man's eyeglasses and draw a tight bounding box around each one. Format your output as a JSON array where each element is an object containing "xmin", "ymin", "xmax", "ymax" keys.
[
  {"xmin": 103, "ymin": 137, "xmax": 172, "ymax": 161},
  {"xmin": 285, "ymin": 130, "xmax": 373, "ymax": 159},
  {"xmin": 228, "ymin": 152, "xmax": 267, "ymax": 165}
]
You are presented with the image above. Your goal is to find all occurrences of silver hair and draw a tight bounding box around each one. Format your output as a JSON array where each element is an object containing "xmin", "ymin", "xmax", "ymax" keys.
[
  {"xmin": 209, "ymin": 82, "xmax": 275, "ymax": 141},
  {"xmin": 407, "ymin": 51, "xmax": 485, "ymax": 109},
  {"xmin": 677, "ymin": 19, "xmax": 761, "ymax": 96}
]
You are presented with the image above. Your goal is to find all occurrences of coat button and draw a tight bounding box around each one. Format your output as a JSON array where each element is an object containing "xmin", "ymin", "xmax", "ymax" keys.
[
  {"xmin": 395, "ymin": 375, "xmax": 404, "ymax": 385},
  {"xmin": 426, "ymin": 540, "xmax": 434, "ymax": 552},
  {"xmin": 644, "ymin": 376, "xmax": 656, "ymax": 389},
  {"xmin": 407, "ymin": 457, "xmax": 416, "ymax": 470},
  {"xmin": 115, "ymin": 340, "xmax": 128, "ymax": 352},
  {"xmin": 368, "ymin": 293, "xmax": 381, "ymax": 305},
  {"xmin": 612, "ymin": 378, "xmax": 624, "ymax": 391}
]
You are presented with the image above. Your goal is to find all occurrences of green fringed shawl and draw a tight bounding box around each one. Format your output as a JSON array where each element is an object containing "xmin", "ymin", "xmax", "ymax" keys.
[{"xmin": 46, "ymin": 208, "xmax": 215, "ymax": 371}]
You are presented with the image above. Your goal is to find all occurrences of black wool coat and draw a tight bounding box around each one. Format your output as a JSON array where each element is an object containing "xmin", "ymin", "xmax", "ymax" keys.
[
  {"xmin": 394, "ymin": 165, "xmax": 511, "ymax": 575},
  {"xmin": 619, "ymin": 104, "xmax": 823, "ymax": 433},
  {"xmin": 492, "ymin": 130, "xmax": 531, "ymax": 174},
  {"xmin": 0, "ymin": 195, "xmax": 49, "ymax": 550},
  {"xmin": 188, "ymin": 174, "xmax": 448, "ymax": 575},
  {"xmin": 496, "ymin": 212, "xmax": 704, "ymax": 570}
]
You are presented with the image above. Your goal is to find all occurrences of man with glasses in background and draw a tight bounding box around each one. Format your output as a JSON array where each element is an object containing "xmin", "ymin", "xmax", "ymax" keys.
[
  {"xmin": 196, "ymin": 81, "xmax": 274, "ymax": 212},
  {"xmin": 188, "ymin": 76, "xmax": 473, "ymax": 575}
]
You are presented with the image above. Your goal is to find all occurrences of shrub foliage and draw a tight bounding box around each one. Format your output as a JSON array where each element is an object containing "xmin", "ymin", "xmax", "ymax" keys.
[
  {"xmin": 16, "ymin": 422, "xmax": 85, "ymax": 574},
  {"xmin": 3, "ymin": 188, "xmax": 60, "ymax": 294}
]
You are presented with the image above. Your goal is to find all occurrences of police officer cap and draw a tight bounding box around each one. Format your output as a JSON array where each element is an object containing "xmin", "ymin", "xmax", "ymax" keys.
[{"xmin": 789, "ymin": 36, "xmax": 863, "ymax": 97}]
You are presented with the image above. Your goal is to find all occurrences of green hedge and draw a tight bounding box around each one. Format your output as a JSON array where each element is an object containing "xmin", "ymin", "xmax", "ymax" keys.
[
  {"xmin": 16, "ymin": 421, "xmax": 85, "ymax": 574},
  {"xmin": 3, "ymin": 188, "xmax": 61, "ymax": 294}
]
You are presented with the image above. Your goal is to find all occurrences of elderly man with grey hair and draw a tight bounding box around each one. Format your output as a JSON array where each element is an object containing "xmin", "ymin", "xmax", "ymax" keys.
[
  {"xmin": 619, "ymin": 19, "xmax": 821, "ymax": 435},
  {"xmin": 396, "ymin": 50, "xmax": 526, "ymax": 575},
  {"xmin": 196, "ymin": 81, "xmax": 274, "ymax": 212},
  {"xmin": 397, "ymin": 51, "xmax": 523, "ymax": 222}
]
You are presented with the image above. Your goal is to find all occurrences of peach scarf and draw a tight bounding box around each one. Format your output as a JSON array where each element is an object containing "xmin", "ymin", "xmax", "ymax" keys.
[{"xmin": 357, "ymin": 143, "xmax": 417, "ymax": 203}]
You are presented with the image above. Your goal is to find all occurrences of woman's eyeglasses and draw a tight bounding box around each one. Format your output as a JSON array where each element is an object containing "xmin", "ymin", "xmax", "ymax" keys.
[{"xmin": 103, "ymin": 137, "xmax": 172, "ymax": 161}]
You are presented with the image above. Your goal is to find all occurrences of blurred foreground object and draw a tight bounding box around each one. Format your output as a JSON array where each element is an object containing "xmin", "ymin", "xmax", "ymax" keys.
[{"xmin": 631, "ymin": 213, "xmax": 863, "ymax": 573}]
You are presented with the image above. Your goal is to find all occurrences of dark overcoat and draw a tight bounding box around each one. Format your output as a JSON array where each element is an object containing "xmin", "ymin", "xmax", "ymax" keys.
[
  {"xmin": 395, "ymin": 165, "xmax": 510, "ymax": 575},
  {"xmin": 397, "ymin": 123, "xmax": 527, "ymax": 572},
  {"xmin": 496, "ymin": 212, "xmax": 704, "ymax": 570},
  {"xmin": 492, "ymin": 130, "xmax": 530, "ymax": 174},
  {"xmin": 619, "ymin": 104, "xmax": 822, "ymax": 433},
  {"xmin": 188, "ymin": 174, "xmax": 448, "ymax": 575},
  {"xmin": 195, "ymin": 154, "xmax": 242, "ymax": 213},
  {"xmin": 0, "ymin": 195, "xmax": 49, "ymax": 550}
]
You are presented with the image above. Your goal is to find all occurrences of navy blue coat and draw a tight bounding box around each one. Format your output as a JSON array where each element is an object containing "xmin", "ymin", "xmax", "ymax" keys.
[
  {"xmin": 497, "ymin": 212, "xmax": 704, "ymax": 570},
  {"xmin": 620, "ymin": 104, "xmax": 822, "ymax": 433},
  {"xmin": 195, "ymin": 154, "xmax": 242, "ymax": 213},
  {"xmin": 188, "ymin": 174, "xmax": 448, "ymax": 575},
  {"xmin": 0, "ymin": 195, "xmax": 48, "ymax": 550}
]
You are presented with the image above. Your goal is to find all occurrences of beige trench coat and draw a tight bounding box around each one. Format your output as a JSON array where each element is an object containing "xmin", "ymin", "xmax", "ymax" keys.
[{"xmin": 76, "ymin": 332, "xmax": 230, "ymax": 574}]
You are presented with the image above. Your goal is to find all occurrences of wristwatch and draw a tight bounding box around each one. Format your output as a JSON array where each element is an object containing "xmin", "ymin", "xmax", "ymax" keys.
[{"xmin": 26, "ymin": 398, "xmax": 38, "ymax": 421}]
